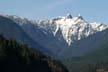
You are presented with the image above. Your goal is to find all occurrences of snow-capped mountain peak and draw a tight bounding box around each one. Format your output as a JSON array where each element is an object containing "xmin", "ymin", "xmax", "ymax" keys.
[
  {"xmin": 49, "ymin": 14, "xmax": 108, "ymax": 45},
  {"xmin": 66, "ymin": 13, "xmax": 73, "ymax": 19},
  {"xmin": 1, "ymin": 13, "xmax": 108, "ymax": 46},
  {"xmin": 91, "ymin": 22, "xmax": 108, "ymax": 31}
]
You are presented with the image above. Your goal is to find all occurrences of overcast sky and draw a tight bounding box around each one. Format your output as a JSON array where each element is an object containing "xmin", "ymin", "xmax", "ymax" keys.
[{"xmin": 0, "ymin": 0, "xmax": 108, "ymax": 24}]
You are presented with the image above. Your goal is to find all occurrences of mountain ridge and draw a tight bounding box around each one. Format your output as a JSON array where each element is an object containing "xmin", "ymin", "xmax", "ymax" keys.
[
  {"xmin": 2, "ymin": 14, "xmax": 108, "ymax": 45},
  {"xmin": 0, "ymin": 15, "xmax": 53, "ymax": 56},
  {"xmin": 0, "ymin": 13, "xmax": 108, "ymax": 58}
]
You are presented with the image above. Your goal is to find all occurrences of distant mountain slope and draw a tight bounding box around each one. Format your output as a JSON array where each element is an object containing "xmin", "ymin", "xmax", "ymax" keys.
[
  {"xmin": 6, "ymin": 14, "xmax": 108, "ymax": 45},
  {"xmin": 0, "ymin": 15, "xmax": 52, "ymax": 56},
  {"xmin": 3, "ymin": 14, "xmax": 68, "ymax": 56},
  {"xmin": 0, "ymin": 35, "xmax": 68, "ymax": 72},
  {"xmin": 61, "ymin": 28, "xmax": 108, "ymax": 58},
  {"xmin": 64, "ymin": 39, "xmax": 108, "ymax": 72},
  {"xmin": 2, "ymin": 13, "xmax": 108, "ymax": 72},
  {"xmin": 1, "ymin": 14, "xmax": 108, "ymax": 58}
]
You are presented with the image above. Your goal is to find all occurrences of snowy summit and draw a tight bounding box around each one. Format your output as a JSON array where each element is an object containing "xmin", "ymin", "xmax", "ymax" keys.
[{"xmin": 1, "ymin": 14, "xmax": 108, "ymax": 46}]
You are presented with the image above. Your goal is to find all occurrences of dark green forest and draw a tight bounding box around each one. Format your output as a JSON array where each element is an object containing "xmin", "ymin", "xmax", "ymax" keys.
[{"xmin": 0, "ymin": 35, "xmax": 68, "ymax": 72}]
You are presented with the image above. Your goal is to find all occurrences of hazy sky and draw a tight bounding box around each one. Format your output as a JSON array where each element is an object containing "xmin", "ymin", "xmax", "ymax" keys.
[{"xmin": 0, "ymin": 0, "xmax": 108, "ymax": 24}]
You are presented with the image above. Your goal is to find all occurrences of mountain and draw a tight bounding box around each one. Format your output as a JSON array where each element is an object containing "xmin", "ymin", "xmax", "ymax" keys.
[
  {"xmin": 63, "ymin": 29, "xmax": 108, "ymax": 72},
  {"xmin": 0, "ymin": 35, "xmax": 68, "ymax": 72},
  {"xmin": 1, "ymin": 13, "xmax": 108, "ymax": 72},
  {"xmin": 6, "ymin": 14, "xmax": 108, "ymax": 45},
  {"xmin": 1, "ymin": 14, "xmax": 108, "ymax": 58},
  {"xmin": 2, "ymin": 14, "xmax": 69, "ymax": 57},
  {"xmin": 60, "ymin": 28, "xmax": 108, "ymax": 58},
  {"xmin": 0, "ymin": 15, "xmax": 52, "ymax": 56}
]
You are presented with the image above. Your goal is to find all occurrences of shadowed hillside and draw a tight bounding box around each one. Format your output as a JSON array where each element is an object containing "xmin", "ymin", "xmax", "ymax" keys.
[{"xmin": 0, "ymin": 35, "xmax": 68, "ymax": 72}]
